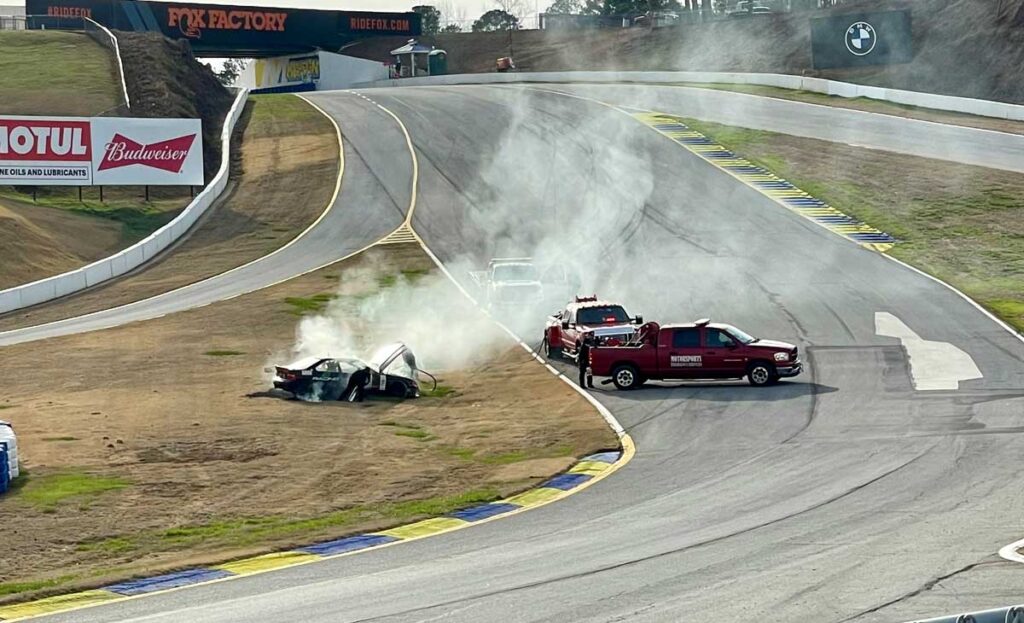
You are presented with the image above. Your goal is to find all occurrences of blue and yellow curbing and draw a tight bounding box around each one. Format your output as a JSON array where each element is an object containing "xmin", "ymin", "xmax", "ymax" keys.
[
  {"xmin": 632, "ymin": 112, "xmax": 898, "ymax": 253},
  {"xmin": 0, "ymin": 444, "xmax": 632, "ymax": 622}
]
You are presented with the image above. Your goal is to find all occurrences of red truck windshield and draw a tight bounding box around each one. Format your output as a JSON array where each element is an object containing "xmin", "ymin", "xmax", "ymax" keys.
[{"xmin": 577, "ymin": 306, "xmax": 629, "ymax": 325}]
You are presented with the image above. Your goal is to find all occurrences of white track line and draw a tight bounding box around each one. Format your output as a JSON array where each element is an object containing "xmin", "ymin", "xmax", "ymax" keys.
[
  {"xmin": 359, "ymin": 90, "xmax": 627, "ymax": 439},
  {"xmin": 875, "ymin": 312, "xmax": 983, "ymax": 390},
  {"xmin": 1000, "ymin": 537, "xmax": 1024, "ymax": 565}
]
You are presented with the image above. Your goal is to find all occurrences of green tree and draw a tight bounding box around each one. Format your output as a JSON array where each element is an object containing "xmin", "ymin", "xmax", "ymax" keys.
[
  {"xmin": 412, "ymin": 5, "xmax": 442, "ymax": 34},
  {"xmin": 441, "ymin": 23, "xmax": 463, "ymax": 32},
  {"xmin": 601, "ymin": 0, "xmax": 681, "ymax": 14},
  {"xmin": 215, "ymin": 58, "xmax": 245, "ymax": 86},
  {"xmin": 546, "ymin": 0, "xmax": 582, "ymax": 12},
  {"xmin": 472, "ymin": 8, "xmax": 519, "ymax": 31}
]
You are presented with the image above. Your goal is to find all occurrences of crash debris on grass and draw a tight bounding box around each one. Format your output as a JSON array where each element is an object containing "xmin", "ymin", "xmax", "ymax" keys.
[{"xmin": 270, "ymin": 343, "xmax": 436, "ymax": 403}]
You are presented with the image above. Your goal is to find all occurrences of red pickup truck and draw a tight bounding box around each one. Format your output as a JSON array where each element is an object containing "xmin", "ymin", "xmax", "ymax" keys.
[
  {"xmin": 544, "ymin": 296, "xmax": 643, "ymax": 360},
  {"xmin": 589, "ymin": 319, "xmax": 802, "ymax": 389}
]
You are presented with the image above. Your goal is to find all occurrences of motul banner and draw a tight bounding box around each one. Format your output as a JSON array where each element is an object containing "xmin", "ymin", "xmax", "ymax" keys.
[{"xmin": 0, "ymin": 116, "xmax": 203, "ymax": 186}]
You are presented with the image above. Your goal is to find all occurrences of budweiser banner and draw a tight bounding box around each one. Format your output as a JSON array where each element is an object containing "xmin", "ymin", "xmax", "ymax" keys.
[{"xmin": 0, "ymin": 116, "xmax": 203, "ymax": 186}]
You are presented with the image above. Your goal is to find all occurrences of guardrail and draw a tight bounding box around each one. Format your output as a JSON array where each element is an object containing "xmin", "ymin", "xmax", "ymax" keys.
[
  {"xmin": 355, "ymin": 71, "xmax": 1024, "ymax": 123},
  {"xmin": 83, "ymin": 17, "xmax": 131, "ymax": 113},
  {"xmin": 0, "ymin": 88, "xmax": 249, "ymax": 315},
  {"xmin": 906, "ymin": 603, "xmax": 1024, "ymax": 623},
  {"xmin": 0, "ymin": 15, "xmax": 26, "ymax": 30}
]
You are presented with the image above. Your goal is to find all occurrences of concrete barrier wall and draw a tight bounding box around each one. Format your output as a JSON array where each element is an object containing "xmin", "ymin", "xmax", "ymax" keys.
[
  {"xmin": 84, "ymin": 17, "xmax": 131, "ymax": 113},
  {"xmin": 0, "ymin": 88, "xmax": 249, "ymax": 315},
  {"xmin": 355, "ymin": 70, "xmax": 1024, "ymax": 122},
  {"xmin": 317, "ymin": 53, "xmax": 389, "ymax": 91}
]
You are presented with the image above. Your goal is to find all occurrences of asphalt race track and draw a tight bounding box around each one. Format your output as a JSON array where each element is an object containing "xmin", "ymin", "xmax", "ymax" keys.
[
  {"xmin": 15, "ymin": 85, "xmax": 1024, "ymax": 622},
  {"xmin": 547, "ymin": 83, "xmax": 1024, "ymax": 174}
]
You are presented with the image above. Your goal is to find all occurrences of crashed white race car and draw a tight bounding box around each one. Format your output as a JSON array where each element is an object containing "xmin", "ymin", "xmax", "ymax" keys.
[{"xmin": 271, "ymin": 342, "xmax": 430, "ymax": 402}]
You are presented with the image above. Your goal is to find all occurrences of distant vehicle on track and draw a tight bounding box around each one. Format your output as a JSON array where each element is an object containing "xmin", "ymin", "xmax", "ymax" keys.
[
  {"xmin": 589, "ymin": 318, "xmax": 802, "ymax": 389},
  {"xmin": 728, "ymin": 3, "xmax": 772, "ymax": 17},
  {"xmin": 632, "ymin": 11, "xmax": 679, "ymax": 27},
  {"xmin": 470, "ymin": 258, "xmax": 544, "ymax": 309},
  {"xmin": 272, "ymin": 342, "xmax": 423, "ymax": 402},
  {"xmin": 544, "ymin": 295, "xmax": 644, "ymax": 361}
]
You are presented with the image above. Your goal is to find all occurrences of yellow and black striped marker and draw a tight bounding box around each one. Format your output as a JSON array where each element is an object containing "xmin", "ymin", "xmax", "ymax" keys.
[
  {"xmin": 0, "ymin": 444, "xmax": 633, "ymax": 622},
  {"xmin": 633, "ymin": 112, "xmax": 897, "ymax": 253}
]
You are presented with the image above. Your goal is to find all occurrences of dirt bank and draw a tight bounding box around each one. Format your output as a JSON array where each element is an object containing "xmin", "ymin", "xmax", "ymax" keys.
[
  {"xmin": 0, "ymin": 201, "xmax": 123, "ymax": 290},
  {"xmin": 116, "ymin": 31, "xmax": 235, "ymax": 180}
]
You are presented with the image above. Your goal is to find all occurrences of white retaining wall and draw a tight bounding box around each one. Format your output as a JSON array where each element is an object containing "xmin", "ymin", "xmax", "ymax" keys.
[
  {"xmin": 0, "ymin": 88, "xmax": 249, "ymax": 315},
  {"xmin": 84, "ymin": 17, "xmax": 131, "ymax": 111},
  {"xmin": 317, "ymin": 53, "xmax": 389, "ymax": 91},
  {"xmin": 356, "ymin": 71, "xmax": 1024, "ymax": 122}
]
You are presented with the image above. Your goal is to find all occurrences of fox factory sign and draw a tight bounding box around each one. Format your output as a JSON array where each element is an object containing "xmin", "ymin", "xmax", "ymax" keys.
[
  {"xmin": 167, "ymin": 6, "xmax": 288, "ymax": 37},
  {"xmin": 26, "ymin": 0, "xmax": 421, "ymax": 56}
]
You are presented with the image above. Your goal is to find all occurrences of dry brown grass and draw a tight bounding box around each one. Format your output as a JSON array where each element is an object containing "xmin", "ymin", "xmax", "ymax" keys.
[{"xmin": 0, "ymin": 243, "xmax": 617, "ymax": 602}]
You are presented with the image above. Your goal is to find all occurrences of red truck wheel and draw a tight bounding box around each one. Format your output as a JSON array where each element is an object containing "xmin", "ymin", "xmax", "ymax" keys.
[
  {"xmin": 543, "ymin": 336, "xmax": 562, "ymax": 359},
  {"xmin": 747, "ymin": 361, "xmax": 777, "ymax": 387},
  {"xmin": 611, "ymin": 364, "xmax": 641, "ymax": 390}
]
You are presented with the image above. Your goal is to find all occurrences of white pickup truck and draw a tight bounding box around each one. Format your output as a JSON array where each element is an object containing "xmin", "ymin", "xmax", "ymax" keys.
[{"xmin": 469, "ymin": 258, "xmax": 544, "ymax": 309}]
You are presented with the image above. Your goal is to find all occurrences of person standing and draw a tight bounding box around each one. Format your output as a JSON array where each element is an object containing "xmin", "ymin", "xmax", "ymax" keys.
[{"xmin": 578, "ymin": 335, "xmax": 594, "ymax": 389}]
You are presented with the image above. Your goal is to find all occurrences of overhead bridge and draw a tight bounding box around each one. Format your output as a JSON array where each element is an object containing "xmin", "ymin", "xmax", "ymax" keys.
[{"xmin": 24, "ymin": 0, "xmax": 420, "ymax": 57}]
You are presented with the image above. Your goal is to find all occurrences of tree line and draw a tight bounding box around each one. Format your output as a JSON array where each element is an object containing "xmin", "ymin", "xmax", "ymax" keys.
[{"xmin": 413, "ymin": 0, "xmax": 704, "ymax": 34}]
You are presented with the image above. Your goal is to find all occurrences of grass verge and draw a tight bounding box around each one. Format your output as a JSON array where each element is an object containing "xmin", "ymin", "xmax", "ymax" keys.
[
  {"xmin": 14, "ymin": 471, "xmax": 131, "ymax": 511},
  {"xmin": 0, "ymin": 189, "xmax": 191, "ymax": 245},
  {"xmin": 442, "ymin": 444, "xmax": 575, "ymax": 465},
  {"xmin": 0, "ymin": 577, "xmax": 77, "ymax": 598},
  {"xmin": 682, "ymin": 117, "xmax": 1024, "ymax": 332},
  {"xmin": 422, "ymin": 385, "xmax": 456, "ymax": 398},
  {"xmin": 76, "ymin": 489, "xmax": 500, "ymax": 557},
  {"xmin": 284, "ymin": 294, "xmax": 336, "ymax": 315},
  {"xmin": 0, "ymin": 31, "xmax": 119, "ymax": 116}
]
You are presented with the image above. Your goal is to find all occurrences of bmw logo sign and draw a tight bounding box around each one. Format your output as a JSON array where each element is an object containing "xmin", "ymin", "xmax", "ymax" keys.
[{"xmin": 845, "ymin": 21, "xmax": 877, "ymax": 56}]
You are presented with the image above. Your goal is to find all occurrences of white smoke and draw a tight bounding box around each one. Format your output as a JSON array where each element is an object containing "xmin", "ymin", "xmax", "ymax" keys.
[{"xmin": 285, "ymin": 259, "xmax": 508, "ymax": 374}]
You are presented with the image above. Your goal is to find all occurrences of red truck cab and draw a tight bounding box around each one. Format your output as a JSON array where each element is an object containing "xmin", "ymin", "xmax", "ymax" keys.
[
  {"xmin": 544, "ymin": 296, "xmax": 643, "ymax": 360},
  {"xmin": 589, "ymin": 319, "xmax": 802, "ymax": 389}
]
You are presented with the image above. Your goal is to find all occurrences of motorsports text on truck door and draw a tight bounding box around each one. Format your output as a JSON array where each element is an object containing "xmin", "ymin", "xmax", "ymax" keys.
[{"xmin": 588, "ymin": 319, "xmax": 802, "ymax": 389}]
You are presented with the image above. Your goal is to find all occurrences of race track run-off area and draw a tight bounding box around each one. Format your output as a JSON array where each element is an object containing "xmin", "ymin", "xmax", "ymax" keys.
[{"xmin": 14, "ymin": 84, "xmax": 1024, "ymax": 623}]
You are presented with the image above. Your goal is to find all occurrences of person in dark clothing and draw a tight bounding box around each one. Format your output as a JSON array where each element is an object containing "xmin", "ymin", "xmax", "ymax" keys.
[{"xmin": 578, "ymin": 335, "xmax": 594, "ymax": 389}]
